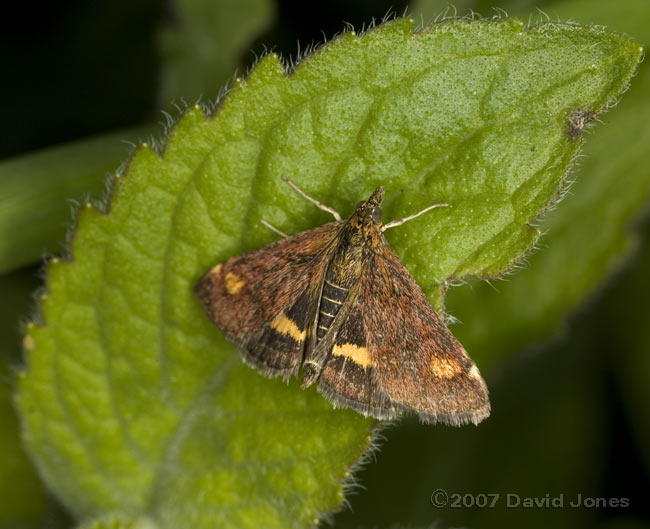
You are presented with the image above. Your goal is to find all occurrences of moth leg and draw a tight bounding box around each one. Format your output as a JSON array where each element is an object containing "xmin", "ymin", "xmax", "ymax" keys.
[
  {"xmin": 261, "ymin": 219, "xmax": 289, "ymax": 238},
  {"xmin": 281, "ymin": 176, "xmax": 342, "ymax": 221},
  {"xmin": 381, "ymin": 202, "xmax": 448, "ymax": 231}
]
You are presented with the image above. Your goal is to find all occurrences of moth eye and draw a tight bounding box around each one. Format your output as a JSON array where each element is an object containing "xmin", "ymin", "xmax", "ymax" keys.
[{"xmin": 371, "ymin": 207, "xmax": 382, "ymax": 222}]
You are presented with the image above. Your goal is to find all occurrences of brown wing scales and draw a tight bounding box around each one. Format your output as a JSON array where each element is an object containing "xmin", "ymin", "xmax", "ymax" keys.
[
  {"xmin": 195, "ymin": 221, "xmax": 343, "ymax": 377},
  {"xmin": 241, "ymin": 288, "xmax": 318, "ymax": 378},
  {"xmin": 360, "ymin": 248, "xmax": 490, "ymax": 425},
  {"xmin": 317, "ymin": 306, "xmax": 398, "ymax": 419}
]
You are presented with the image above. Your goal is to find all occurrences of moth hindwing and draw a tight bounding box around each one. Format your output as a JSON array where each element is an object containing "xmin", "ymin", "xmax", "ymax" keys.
[{"xmin": 195, "ymin": 183, "xmax": 490, "ymax": 425}]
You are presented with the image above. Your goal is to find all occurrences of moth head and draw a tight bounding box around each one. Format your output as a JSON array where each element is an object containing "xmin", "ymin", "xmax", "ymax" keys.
[{"xmin": 355, "ymin": 186, "xmax": 384, "ymax": 225}]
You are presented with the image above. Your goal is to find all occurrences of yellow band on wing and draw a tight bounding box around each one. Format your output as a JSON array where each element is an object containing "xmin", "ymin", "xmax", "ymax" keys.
[
  {"xmin": 332, "ymin": 343, "xmax": 372, "ymax": 368},
  {"xmin": 272, "ymin": 313, "xmax": 306, "ymax": 341}
]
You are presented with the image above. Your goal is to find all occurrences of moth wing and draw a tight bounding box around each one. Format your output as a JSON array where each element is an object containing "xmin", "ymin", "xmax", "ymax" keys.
[
  {"xmin": 360, "ymin": 248, "xmax": 490, "ymax": 425},
  {"xmin": 317, "ymin": 305, "xmax": 400, "ymax": 419},
  {"xmin": 195, "ymin": 221, "xmax": 343, "ymax": 377}
]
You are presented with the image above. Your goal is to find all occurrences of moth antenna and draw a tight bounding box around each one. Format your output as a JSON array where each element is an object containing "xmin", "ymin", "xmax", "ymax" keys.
[
  {"xmin": 381, "ymin": 203, "xmax": 449, "ymax": 232},
  {"xmin": 281, "ymin": 176, "xmax": 342, "ymax": 221},
  {"xmin": 261, "ymin": 219, "xmax": 289, "ymax": 238}
]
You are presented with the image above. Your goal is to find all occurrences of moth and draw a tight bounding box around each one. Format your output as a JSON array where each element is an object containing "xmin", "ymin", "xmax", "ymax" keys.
[{"xmin": 195, "ymin": 179, "xmax": 490, "ymax": 425}]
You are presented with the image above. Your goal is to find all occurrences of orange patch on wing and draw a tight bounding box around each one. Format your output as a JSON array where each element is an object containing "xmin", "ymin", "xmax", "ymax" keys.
[
  {"xmin": 225, "ymin": 272, "xmax": 246, "ymax": 294},
  {"xmin": 333, "ymin": 343, "xmax": 372, "ymax": 368},
  {"xmin": 430, "ymin": 357, "xmax": 462, "ymax": 379},
  {"xmin": 272, "ymin": 313, "xmax": 306, "ymax": 341}
]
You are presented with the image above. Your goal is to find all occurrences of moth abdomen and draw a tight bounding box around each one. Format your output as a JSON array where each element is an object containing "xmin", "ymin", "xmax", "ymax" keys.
[{"xmin": 317, "ymin": 280, "xmax": 348, "ymax": 340}]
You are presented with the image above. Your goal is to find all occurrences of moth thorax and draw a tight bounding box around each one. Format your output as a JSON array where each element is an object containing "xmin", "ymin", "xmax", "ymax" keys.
[{"xmin": 317, "ymin": 280, "xmax": 348, "ymax": 341}]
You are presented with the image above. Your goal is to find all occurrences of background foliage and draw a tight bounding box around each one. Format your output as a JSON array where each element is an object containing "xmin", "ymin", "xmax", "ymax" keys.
[{"xmin": 1, "ymin": 1, "xmax": 648, "ymax": 529}]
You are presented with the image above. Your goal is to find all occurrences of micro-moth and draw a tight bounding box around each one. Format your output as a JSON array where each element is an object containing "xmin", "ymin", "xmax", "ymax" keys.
[{"xmin": 196, "ymin": 179, "xmax": 489, "ymax": 425}]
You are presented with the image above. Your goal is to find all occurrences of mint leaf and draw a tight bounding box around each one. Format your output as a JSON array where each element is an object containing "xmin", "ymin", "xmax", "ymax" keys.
[
  {"xmin": 0, "ymin": 269, "xmax": 54, "ymax": 529},
  {"xmin": 16, "ymin": 17, "xmax": 640, "ymax": 528},
  {"xmin": 76, "ymin": 514, "xmax": 156, "ymax": 529},
  {"xmin": 0, "ymin": 359, "xmax": 47, "ymax": 529},
  {"xmin": 445, "ymin": 0, "xmax": 650, "ymax": 365}
]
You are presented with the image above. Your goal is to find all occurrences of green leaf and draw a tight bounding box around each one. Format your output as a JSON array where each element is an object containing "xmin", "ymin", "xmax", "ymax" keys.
[
  {"xmin": 0, "ymin": 359, "xmax": 48, "ymax": 529},
  {"xmin": 0, "ymin": 126, "xmax": 154, "ymax": 274},
  {"xmin": 75, "ymin": 514, "xmax": 156, "ymax": 529},
  {"xmin": 158, "ymin": 0, "xmax": 274, "ymax": 107},
  {"xmin": 0, "ymin": 270, "xmax": 47, "ymax": 529},
  {"xmin": 0, "ymin": 268, "xmax": 71, "ymax": 529},
  {"xmin": 445, "ymin": 0, "xmax": 650, "ymax": 366},
  {"xmin": 16, "ymin": 17, "xmax": 640, "ymax": 528}
]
